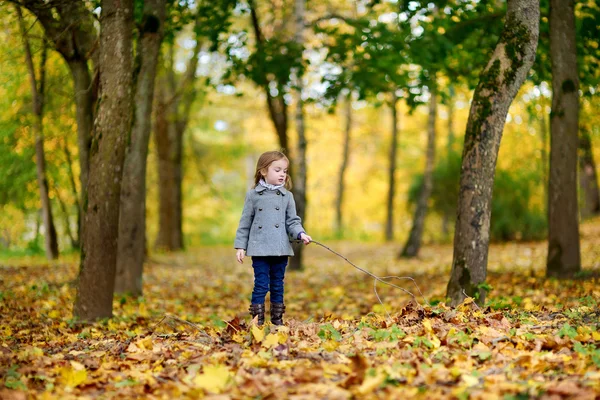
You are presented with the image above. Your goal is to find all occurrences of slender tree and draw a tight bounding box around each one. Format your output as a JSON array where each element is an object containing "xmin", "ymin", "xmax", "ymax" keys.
[
  {"xmin": 153, "ymin": 26, "xmax": 202, "ymax": 252},
  {"xmin": 14, "ymin": 0, "xmax": 97, "ymax": 219},
  {"xmin": 289, "ymin": 0, "xmax": 308, "ymax": 271},
  {"xmin": 16, "ymin": 6, "xmax": 58, "ymax": 260},
  {"xmin": 335, "ymin": 92, "xmax": 352, "ymax": 237},
  {"xmin": 546, "ymin": 0, "xmax": 581, "ymax": 278},
  {"xmin": 116, "ymin": 0, "xmax": 166, "ymax": 295},
  {"xmin": 74, "ymin": 0, "xmax": 134, "ymax": 321},
  {"xmin": 385, "ymin": 92, "xmax": 399, "ymax": 241},
  {"xmin": 446, "ymin": 0, "xmax": 539, "ymax": 306},
  {"xmin": 401, "ymin": 77, "xmax": 437, "ymax": 257}
]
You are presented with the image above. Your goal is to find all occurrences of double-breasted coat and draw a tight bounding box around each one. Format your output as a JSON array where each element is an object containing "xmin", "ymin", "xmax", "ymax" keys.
[{"xmin": 234, "ymin": 185, "xmax": 305, "ymax": 256}]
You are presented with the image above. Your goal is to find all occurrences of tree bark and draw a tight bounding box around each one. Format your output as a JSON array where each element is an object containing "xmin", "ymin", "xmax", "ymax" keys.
[
  {"xmin": 579, "ymin": 128, "xmax": 600, "ymax": 218},
  {"xmin": 116, "ymin": 0, "xmax": 166, "ymax": 295},
  {"xmin": 385, "ymin": 92, "xmax": 399, "ymax": 242},
  {"xmin": 401, "ymin": 79, "xmax": 437, "ymax": 257},
  {"xmin": 446, "ymin": 0, "xmax": 539, "ymax": 306},
  {"xmin": 288, "ymin": 0, "xmax": 307, "ymax": 272},
  {"xmin": 74, "ymin": 0, "xmax": 134, "ymax": 321},
  {"xmin": 17, "ymin": 6, "xmax": 58, "ymax": 260},
  {"xmin": 335, "ymin": 92, "xmax": 352, "ymax": 237},
  {"xmin": 547, "ymin": 0, "xmax": 581, "ymax": 278}
]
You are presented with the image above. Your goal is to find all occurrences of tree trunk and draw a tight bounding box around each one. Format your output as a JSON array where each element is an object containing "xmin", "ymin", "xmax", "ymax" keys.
[
  {"xmin": 55, "ymin": 191, "xmax": 77, "ymax": 249},
  {"xmin": 116, "ymin": 0, "xmax": 166, "ymax": 295},
  {"xmin": 17, "ymin": 6, "xmax": 58, "ymax": 260},
  {"xmin": 249, "ymin": 2, "xmax": 289, "ymax": 152},
  {"xmin": 153, "ymin": 29, "xmax": 201, "ymax": 251},
  {"xmin": 288, "ymin": 0, "xmax": 307, "ymax": 272},
  {"xmin": 385, "ymin": 92, "xmax": 399, "ymax": 241},
  {"xmin": 579, "ymin": 128, "xmax": 600, "ymax": 218},
  {"xmin": 335, "ymin": 92, "xmax": 352, "ymax": 237},
  {"xmin": 62, "ymin": 137, "xmax": 81, "ymax": 248},
  {"xmin": 442, "ymin": 85, "xmax": 456, "ymax": 237},
  {"xmin": 401, "ymin": 79, "xmax": 437, "ymax": 257},
  {"xmin": 446, "ymin": 0, "xmax": 539, "ymax": 306},
  {"xmin": 153, "ymin": 86, "xmax": 184, "ymax": 251},
  {"xmin": 68, "ymin": 59, "xmax": 94, "ymax": 205},
  {"xmin": 547, "ymin": 0, "xmax": 581, "ymax": 278},
  {"xmin": 540, "ymin": 102, "xmax": 549, "ymax": 210},
  {"xmin": 74, "ymin": 0, "xmax": 134, "ymax": 321}
]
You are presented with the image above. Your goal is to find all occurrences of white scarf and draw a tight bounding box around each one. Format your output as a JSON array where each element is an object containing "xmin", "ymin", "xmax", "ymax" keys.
[{"xmin": 259, "ymin": 178, "xmax": 284, "ymax": 191}]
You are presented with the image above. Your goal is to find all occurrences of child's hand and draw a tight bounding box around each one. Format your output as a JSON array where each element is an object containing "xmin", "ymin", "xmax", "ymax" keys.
[
  {"xmin": 300, "ymin": 233, "xmax": 312, "ymax": 245},
  {"xmin": 236, "ymin": 249, "xmax": 246, "ymax": 264}
]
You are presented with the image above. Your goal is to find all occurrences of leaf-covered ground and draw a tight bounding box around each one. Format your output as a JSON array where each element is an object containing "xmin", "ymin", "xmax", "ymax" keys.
[{"xmin": 1, "ymin": 220, "xmax": 600, "ymax": 399}]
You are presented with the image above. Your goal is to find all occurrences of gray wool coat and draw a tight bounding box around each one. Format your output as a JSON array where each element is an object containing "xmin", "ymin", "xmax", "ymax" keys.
[{"xmin": 234, "ymin": 185, "xmax": 306, "ymax": 256}]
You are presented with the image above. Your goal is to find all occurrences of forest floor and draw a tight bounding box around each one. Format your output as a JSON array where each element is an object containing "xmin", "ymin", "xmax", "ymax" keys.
[{"xmin": 1, "ymin": 219, "xmax": 599, "ymax": 399}]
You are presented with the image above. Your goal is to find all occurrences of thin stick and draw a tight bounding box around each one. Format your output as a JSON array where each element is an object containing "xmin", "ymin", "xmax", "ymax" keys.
[
  {"xmin": 462, "ymin": 290, "xmax": 482, "ymax": 311},
  {"xmin": 307, "ymin": 240, "xmax": 429, "ymax": 316},
  {"xmin": 375, "ymin": 276, "xmax": 430, "ymax": 319}
]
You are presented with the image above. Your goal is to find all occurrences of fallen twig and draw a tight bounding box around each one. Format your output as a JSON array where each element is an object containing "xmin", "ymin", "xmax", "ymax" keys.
[{"xmin": 308, "ymin": 240, "xmax": 429, "ymax": 318}]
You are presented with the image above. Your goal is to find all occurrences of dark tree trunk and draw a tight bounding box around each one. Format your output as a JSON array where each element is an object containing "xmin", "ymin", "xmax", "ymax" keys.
[
  {"xmin": 74, "ymin": 0, "xmax": 134, "ymax": 321},
  {"xmin": 401, "ymin": 79, "xmax": 437, "ymax": 257},
  {"xmin": 335, "ymin": 93, "xmax": 352, "ymax": 237},
  {"xmin": 153, "ymin": 18, "xmax": 202, "ymax": 251},
  {"xmin": 446, "ymin": 0, "xmax": 539, "ymax": 306},
  {"xmin": 385, "ymin": 92, "xmax": 399, "ymax": 241},
  {"xmin": 17, "ymin": 6, "xmax": 58, "ymax": 260},
  {"xmin": 153, "ymin": 85, "xmax": 184, "ymax": 251},
  {"xmin": 289, "ymin": 0, "xmax": 307, "ymax": 272},
  {"xmin": 547, "ymin": 0, "xmax": 581, "ymax": 278},
  {"xmin": 579, "ymin": 128, "xmax": 600, "ymax": 218},
  {"xmin": 116, "ymin": 0, "xmax": 166, "ymax": 295}
]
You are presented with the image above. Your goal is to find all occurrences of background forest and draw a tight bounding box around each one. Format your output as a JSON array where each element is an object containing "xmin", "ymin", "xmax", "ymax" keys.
[{"xmin": 1, "ymin": 0, "xmax": 600, "ymax": 398}]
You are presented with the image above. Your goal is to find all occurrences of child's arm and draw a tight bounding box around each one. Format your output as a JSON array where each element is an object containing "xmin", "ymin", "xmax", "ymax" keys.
[
  {"xmin": 234, "ymin": 191, "xmax": 254, "ymax": 254},
  {"xmin": 286, "ymin": 194, "xmax": 310, "ymax": 243}
]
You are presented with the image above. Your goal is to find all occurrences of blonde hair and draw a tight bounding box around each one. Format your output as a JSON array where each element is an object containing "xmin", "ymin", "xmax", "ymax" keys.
[{"xmin": 253, "ymin": 150, "xmax": 292, "ymax": 190}]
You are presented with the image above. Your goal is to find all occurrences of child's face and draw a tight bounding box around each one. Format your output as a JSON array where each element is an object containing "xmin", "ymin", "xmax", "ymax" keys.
[{"xmin": 263, "ymin": 158, "xmax": 288, "ymax": 186}]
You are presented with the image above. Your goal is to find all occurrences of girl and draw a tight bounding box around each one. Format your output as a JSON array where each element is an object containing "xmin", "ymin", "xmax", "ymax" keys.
[{"xmin": 235, "ymin": 151, "xmax": 311, "ymax": 326}]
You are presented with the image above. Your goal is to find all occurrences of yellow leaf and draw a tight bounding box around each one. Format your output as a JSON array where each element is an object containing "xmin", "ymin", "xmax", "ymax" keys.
[
  {"xmin": 193, "ymin": 365, "xmax": 232, "ymax": 393},
  {"xmin": 60, "ymin": 366, "xmax": 88, "ymax": 388},
  {"xmin": 251, "ymin": 325, "xmax": 265, "ymax": 343},
  {"xmin": 592, "ymin": 331, "xmax": 600, "ymax": 341},
  {"xmin": 262, "ymin": 333, "xmax": 280, "ymax": 348},
  {"xmin": 358, "ymin": 370, "xmax": 385, "ymax": 394},
  {"xmin": 461, "ymin": 374, "xmax": 479, "ymax": 387},
  {"xmin": 422, "ymin": 319, "xmax": 433, "ymax": 333},
  {"xmin": 48, "ymin": 310, "xmax": 60, "ymax": 319}
]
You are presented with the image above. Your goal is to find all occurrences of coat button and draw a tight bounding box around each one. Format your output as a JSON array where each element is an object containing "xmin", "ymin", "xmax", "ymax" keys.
[
  {"xmin": 275, "ymin": 224, "xmax": 279, "ymax": 228},
  {"xmin": 259, "ymin": 208, "xmax": 263, "ymax": 211},
  {"xmin": 258, "ymin": 226, "xmax": 262, "ymax": 229},
  {"xmin": 275, "ymin": 207, "xmax": 280, "ymax": 210},
  {"xmin": 276, "ymin": 191, "xmax": 280, "ymax": 195}
]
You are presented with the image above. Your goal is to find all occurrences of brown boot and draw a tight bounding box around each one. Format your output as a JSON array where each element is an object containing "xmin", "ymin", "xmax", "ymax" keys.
[
  {"xmin": 249, "ymin": 303, "xmax": 265, "ymax": 326},
  {"xmin": 270, "ymin": 303, "xmax": 285, "ymax": 326}
]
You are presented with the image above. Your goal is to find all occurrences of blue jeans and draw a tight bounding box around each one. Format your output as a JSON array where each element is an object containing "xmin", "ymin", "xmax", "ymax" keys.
[{"xmin": 251, "ymin": 256, "xmax": 288, "ymax": 304}]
